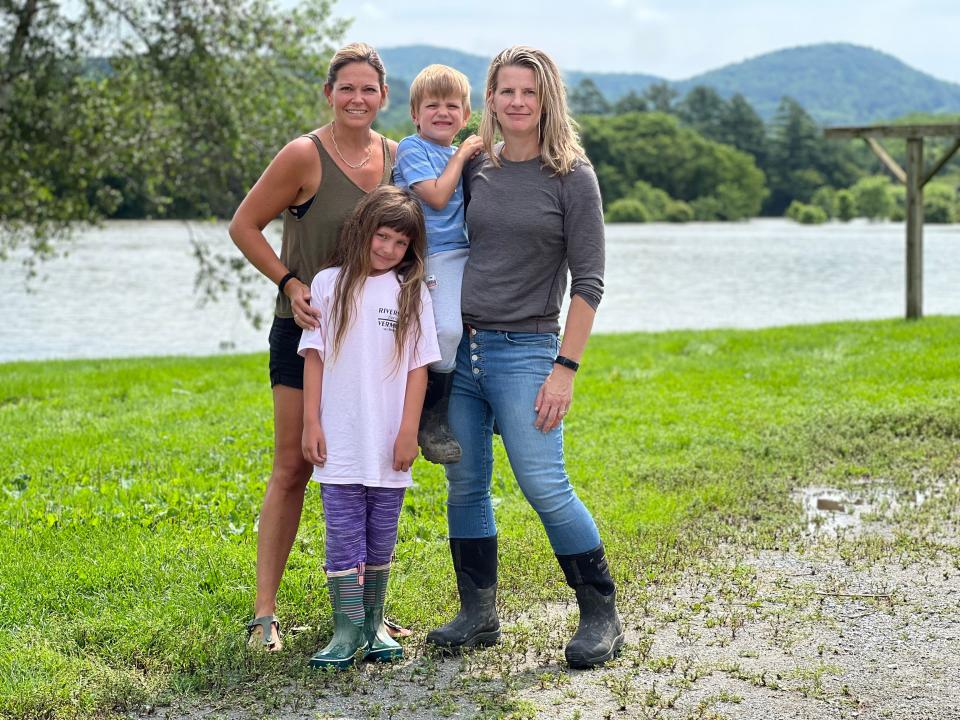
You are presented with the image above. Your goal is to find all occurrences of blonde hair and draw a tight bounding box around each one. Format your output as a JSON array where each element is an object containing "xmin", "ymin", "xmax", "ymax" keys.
[
  {"xmin": 325, "ymin": 42, "xmax": 387, "ymax": 92},
  {"xmin": 479, "ymin": 46, "xmax": 587, "ymax": 175},
  {"xmin": 409, "ymin": 64, "xmax": 472, "ymax": 119},
  {"xmin": 325, "ymin": 186, "xmax": 426, "ymax": 368}
]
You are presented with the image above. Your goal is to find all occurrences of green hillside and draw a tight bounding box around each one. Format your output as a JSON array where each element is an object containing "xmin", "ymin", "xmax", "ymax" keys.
[
  {"xmin": 378, "ymin": 43, "xmax": 960, "ymax": 126},
  {"xmin": 676, "ymin": 43, "xmax": 960, "ymax": 124}
]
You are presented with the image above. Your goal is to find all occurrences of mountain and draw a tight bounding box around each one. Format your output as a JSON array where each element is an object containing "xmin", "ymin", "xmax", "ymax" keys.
[
  {"xmin": 377, "ymin": 45, "xmax": 662, "ymax": 127},
  {"xmin": 378, "ymin": 43, "xmax": 960, "ymax": 126},
  {"xmin": 676, "ymin": 43, "xmax": 960, "ymax": 125}
]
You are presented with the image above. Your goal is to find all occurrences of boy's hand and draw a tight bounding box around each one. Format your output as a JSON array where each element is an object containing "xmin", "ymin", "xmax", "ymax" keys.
[
  {"xmin": 392, "ymin": 429, "xmax": 419, "ymax": 472},
  {"xmin": 302, "ymin": 422, "xmax": 327, "ymax": 467},
  {"xmin": 456, "ymin": 134, "xmax": 484, "ymax": 161}
]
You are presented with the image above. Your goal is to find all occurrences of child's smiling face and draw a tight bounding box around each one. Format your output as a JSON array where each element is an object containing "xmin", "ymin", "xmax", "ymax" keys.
[
  {"xmin": 369, "ymin": 226, "xmax": 411, "ymax": 275},
  {"xmin": 412, "ymin": 95, "xmax": 469, "ymax": 147}
]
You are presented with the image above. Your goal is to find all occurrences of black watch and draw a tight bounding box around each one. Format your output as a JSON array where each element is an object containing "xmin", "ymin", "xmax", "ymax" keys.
[{"xmin": 554, "ymin": 355, "xmax": 580, "ymax": 372}]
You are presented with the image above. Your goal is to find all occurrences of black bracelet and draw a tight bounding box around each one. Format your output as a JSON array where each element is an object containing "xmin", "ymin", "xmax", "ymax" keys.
[
  {"xmin": 278, "ymin": 272, "xmax": 297, "ymax": 294},
  {"xmin": 554, "ymin": 355, "xmax": 580, "ymax": 372}
]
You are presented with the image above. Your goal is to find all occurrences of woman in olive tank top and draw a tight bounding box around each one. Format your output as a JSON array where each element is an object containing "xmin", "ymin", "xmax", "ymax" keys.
[{"xmin": 229, "ymin": 42, "xmax": 398, "ymax": 652}]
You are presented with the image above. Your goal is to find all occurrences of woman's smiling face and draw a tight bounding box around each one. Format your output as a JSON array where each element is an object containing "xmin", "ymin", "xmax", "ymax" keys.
[
  {"xmin": 325, "ymin": 61, "xmax": 386, "ymax": 127},
  {"xmin": 489, "ymin": 65, "xmax": 540, "ymax": 140}
]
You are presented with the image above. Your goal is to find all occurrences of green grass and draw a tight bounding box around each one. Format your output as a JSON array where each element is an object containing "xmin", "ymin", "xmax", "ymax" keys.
[{"xmin": 4, "ymin": 317, "xmax": 960, "ymax": 719}]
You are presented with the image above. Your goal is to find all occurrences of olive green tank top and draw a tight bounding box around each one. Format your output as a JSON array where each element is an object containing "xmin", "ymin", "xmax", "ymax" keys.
[{"xmin": 274, "ymin": 133, "xmax": 394, "ymax": 317}]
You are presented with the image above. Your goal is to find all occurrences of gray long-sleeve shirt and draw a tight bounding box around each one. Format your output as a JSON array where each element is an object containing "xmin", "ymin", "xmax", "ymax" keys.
[{"xmin": 461, "ymin": 151, "xmax": 605, "ymax": 334}]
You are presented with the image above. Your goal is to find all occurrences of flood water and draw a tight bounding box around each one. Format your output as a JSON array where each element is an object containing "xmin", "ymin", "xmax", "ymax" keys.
[{"xmin": 1, "ymin": 219, "xmax": 959, "ymax": 362}]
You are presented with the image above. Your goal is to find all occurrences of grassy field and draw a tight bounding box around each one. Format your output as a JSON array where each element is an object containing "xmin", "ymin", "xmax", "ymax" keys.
[{"xmin": 3, "ymin": 317, "xmax": 960, "ymax": 719}]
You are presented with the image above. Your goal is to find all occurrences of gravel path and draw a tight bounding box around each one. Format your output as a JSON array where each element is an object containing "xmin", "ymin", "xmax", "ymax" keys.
[{"xmin": 135, "ymin": 481, "xmax": 960, "ymax": 720}]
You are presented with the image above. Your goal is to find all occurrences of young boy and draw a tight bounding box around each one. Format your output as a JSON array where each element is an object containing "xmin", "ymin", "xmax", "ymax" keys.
[{"xmin": 395, "ymin": 64, "xmax": 483, "ymax": 465}]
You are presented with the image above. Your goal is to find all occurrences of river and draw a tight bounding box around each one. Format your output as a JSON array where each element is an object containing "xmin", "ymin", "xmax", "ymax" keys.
[{"xmin": 1, "ymin": 219, "xmax": 959, "ymax": 362}]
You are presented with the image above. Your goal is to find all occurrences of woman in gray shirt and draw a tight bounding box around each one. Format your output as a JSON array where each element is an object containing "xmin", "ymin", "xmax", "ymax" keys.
[{"xmin": 425, "ymin": 46, "xmax": 623, "ymax": 668}]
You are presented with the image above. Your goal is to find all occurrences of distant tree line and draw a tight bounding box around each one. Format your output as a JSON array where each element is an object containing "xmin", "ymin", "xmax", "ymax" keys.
[{"xmin": 568, "ymin": 79, "xmax": 960, "ymax": 223}]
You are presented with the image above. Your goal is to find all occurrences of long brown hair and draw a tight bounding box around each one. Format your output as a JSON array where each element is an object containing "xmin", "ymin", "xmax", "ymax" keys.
[
  {"xmin": 325, "ymin": 186, "xmax": 427, "ymax": 369},
  {"xmin": 479, "ymin": 45, "xmax": 587, "ymax": 175}
]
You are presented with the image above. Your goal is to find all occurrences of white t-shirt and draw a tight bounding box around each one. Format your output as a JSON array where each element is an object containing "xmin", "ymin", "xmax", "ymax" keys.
[{"xmin": 298, "ymin": 268, "xmax": 441, "ymax": 487}]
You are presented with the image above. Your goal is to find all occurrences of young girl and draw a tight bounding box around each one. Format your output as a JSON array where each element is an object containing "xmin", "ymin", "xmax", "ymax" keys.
[{"xmin": 298, "ymin": 185, "xmax": 440, "ymax": 669}]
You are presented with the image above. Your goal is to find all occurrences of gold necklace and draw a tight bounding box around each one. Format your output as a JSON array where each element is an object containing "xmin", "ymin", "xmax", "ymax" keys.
[{"xmin": 330, "ymin": 122, "xmax": 372, "ymax": 169}]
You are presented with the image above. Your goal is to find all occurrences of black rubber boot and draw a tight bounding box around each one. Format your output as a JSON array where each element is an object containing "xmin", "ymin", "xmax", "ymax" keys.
[
  {"xmin": 556, "ymin": 544, "xmax": 625, "ymax": 669},
  {"xmin": 425, "ymin": 536, "xmax": 500, "ymax": 651},
  {"xmin": 418, "ymin": 370, "xmax": 462, "ymax": 464}
]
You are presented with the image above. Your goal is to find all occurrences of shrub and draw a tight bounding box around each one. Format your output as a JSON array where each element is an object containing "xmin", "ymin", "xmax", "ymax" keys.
[
  {"xmin": 836, "ymin": 189, "xmax": 856, "ymax": 221},
  {"xmin": 629, "ymin": 181, "xmax": 673, "ymax": 219},
  {"xmin": 691, "ymin": 196, "xmax": 724, "ymax": 221},
  {"xmin": 852, "ymin": 175, "xmax": 893, "ymax": 220},
  {"xmin": 664, "ymin": 200, "xmax": 694, "ymax": 223},
  {"xmin": 786, "ymin": 201, "xmax": 827, "ymax": 224},
  {"xmin": 605, "ymin": 198, "xmax": 651, "ymax": 223},
  {"xmin": 925, "ymin": 182, "xmax": 958, "ymax": 223},
  {"xmin": 811, "ymin": 186, "xmax": 837, "ymax": 218}
]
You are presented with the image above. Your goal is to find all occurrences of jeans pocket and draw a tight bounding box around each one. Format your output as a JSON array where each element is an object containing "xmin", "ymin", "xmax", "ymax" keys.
[{"xmin": 503, "ymin": 331, "xmax": 557, "ymax": 348}]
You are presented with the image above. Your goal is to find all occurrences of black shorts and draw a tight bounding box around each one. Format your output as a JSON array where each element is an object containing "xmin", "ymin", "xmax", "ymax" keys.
[{"xmin": 268, "ymin": 316, "xmax": 305, "ymax": 389}]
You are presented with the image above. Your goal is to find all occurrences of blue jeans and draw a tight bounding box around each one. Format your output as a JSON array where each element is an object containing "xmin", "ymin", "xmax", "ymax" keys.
[{"xmin": 444, "ymin": 328, "xmax": 602, "ymax": 555}]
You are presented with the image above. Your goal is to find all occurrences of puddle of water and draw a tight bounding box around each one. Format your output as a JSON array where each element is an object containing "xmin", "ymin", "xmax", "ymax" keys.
[{"xmin": 794, "ymin": 484, "xmax": 931, "ymax": 536}]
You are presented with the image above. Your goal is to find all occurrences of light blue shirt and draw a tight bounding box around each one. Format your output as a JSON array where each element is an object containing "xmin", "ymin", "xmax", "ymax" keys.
[{"xmin": 394, "ymin": 135, "xmax": 469, "ymax": 255}]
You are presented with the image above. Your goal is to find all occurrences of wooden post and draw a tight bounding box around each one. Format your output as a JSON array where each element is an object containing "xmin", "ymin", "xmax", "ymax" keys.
[
  {"xmin": 825, "ymin": 124, "xmax": 960, "ymax": 321},
  {"xmin": 905, "ymin": 138, "xmax": 924, "ymax": 319}
]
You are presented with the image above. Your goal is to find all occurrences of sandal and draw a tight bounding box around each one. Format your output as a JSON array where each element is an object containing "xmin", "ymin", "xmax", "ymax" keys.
[
  {"xmin": 383, "ymin": 617, "xmax": 412, "ymax": 639},
  {"xmin": 247, "ymin": 615, "xmax": 283, "ymax": 652}
]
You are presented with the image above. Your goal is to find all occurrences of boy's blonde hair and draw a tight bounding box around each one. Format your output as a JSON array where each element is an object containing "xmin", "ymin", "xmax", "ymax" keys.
[
  {"xmin": 409, "ymin": 64, "xmax": 472, "ymax": 118},
  {"xmin": 479, "ymin": 46, "xmax": 587, "ymax": 176}
]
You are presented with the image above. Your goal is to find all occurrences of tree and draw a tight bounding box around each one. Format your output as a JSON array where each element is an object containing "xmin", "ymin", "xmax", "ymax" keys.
[
  {"xmin": 569, "ymin": 78, "xmax": 610, "ymax": 115},
  {"xmin": 717, "ymin": 94, "xmax": 768, "ymax": 167},
  {"xmin": 764, "ymin": 97, "xmax": 861, "ymax": 215},
  {"xmin": 643, "ymin": 81, "xmax": 677, "ymax": 113},
  {"xmin": 677, "ymin": 85, "xmax": 726, "ymax": 140},
  {"xmin": 612, "ymin": 91, "xmax": 648, "ymax": 115},
  {"xmin": 1, "ymin": 0, "xmax": 346, "ymax": 320},
  {"xmin": 579, "ymin": 112, "xmax": 767, "ymax": 219}
]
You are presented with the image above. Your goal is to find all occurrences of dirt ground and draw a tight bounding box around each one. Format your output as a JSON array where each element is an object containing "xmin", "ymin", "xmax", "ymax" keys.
[{"xmin": 134, "ymin": 480, "xmax": 960, "ymax": 720}]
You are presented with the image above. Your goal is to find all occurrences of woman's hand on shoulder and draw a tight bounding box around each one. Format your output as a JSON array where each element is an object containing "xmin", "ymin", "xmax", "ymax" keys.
[{"xmin": 534, "ymin": 366, "xmax": 575, "ymax": 433}]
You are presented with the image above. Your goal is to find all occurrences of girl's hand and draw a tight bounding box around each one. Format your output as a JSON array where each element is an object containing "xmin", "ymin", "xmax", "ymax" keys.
[
  {"xmin": 534, "ymin": 366, "xmax": 575, "ymax": 433},
  {"xmin": 287, "ymin": 278, "xmax": 321, "ymax": 330},
  {"xmin": 392, "ymin": 429, "xmax": 419, "ymax": 472},
  {"xmin": 302, "ymin": 422, "xmax": 327, "ymax": 466}
]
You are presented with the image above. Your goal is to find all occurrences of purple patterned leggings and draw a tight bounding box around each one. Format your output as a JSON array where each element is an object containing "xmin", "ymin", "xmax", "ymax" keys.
[{"xmin": 320, "ymin": 484, "xmax": 407, "ymax": 572}]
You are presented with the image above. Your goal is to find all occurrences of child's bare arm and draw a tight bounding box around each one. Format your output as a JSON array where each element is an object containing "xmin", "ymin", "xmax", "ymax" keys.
[
  {"xmin": 302, "ymin": 350, "xmax": 327, "ymax": 466},
  {"xmin": 409, "ymin": 135, "xmax": 484, "ymax": 211},
  {"xmin": 393, "ymin": 366, "xmax": 429, "ymax": 471}
]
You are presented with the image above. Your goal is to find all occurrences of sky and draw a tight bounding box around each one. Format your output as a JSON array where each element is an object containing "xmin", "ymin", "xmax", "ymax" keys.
[{"xmin": 324, "ymin": 0, "xmax": 960, "ymax": 84}]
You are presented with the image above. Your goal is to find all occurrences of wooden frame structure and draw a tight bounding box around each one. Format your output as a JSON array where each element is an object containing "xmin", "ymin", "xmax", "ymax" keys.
[{"xmin": 824, "ymin": 124, "xmax": 960, "ymax": 319}]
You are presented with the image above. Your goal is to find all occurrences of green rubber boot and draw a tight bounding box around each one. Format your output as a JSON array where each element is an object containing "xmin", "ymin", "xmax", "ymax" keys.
[
  {"xmin": 363, "ymin": 564, "xmax": 403, "ymax": 662},
  {"xmin": 309, "ymin": 570, "xmax": 368, "ymax": 670}
]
